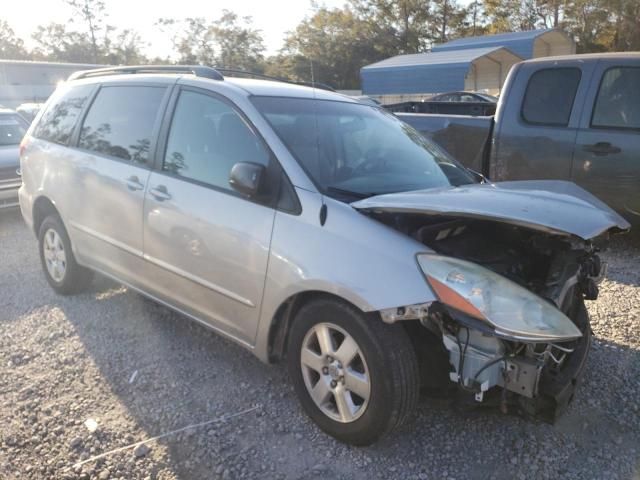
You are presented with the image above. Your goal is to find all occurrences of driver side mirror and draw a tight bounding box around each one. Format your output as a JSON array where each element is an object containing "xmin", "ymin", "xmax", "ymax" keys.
[{"xmin": 229, "ymin": 162, "xmax": 266, "ymax": 197}]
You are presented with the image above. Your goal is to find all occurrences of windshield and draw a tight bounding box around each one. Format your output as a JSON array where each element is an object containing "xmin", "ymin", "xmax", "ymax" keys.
[
  {"xmin": 0, "ymin": 115, "xmax": 27, "ymax": 146},
  {"xmin": 251, "ymin": 97, "xmax": 475, "ymax": 200}
]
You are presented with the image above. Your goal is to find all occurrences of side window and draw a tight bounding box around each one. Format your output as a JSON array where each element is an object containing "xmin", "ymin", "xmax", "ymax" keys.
[
  {"xmin": 592, "ymin": 67, "xmax": 640, "ymax": 130},
  {"xmin": 79, "ymin": 86, "xmax": 166, "ymax": 163},
  {"xmin": 521, "ymin": 68, "xmax": 581, "ymax": 126},
  {"xmin": 34, "ymin": 84, "xmax": 93, "ymax": 145},
  {"xmin": 163, "ymin": 90, "xmax": 270, "ymax": 191}
]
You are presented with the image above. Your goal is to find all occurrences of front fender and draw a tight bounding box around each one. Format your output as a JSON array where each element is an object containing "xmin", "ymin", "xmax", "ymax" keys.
[{"xmin": 254, "ymin": 189, "xmax": 435, "ymax": 361}]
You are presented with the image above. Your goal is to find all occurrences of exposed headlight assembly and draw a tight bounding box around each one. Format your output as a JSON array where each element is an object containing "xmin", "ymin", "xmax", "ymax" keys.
[{"xmin": 417, "ymin": 254, "xmax": 582, "ymax": 342}]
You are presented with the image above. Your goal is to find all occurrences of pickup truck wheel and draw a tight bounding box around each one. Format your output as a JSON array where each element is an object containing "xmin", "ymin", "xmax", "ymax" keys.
[
  {"xmin": 38, "ymin": 215, "xmax": 93, "ymax": 295},
  {"xmin": 287, "ymin": 298, "xmax": 419, "ymax": 445}
]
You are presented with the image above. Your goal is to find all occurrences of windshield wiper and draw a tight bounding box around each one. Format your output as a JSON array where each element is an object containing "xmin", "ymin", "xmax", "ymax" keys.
[{"xmin": 325, "ymin": 186, "xmax": 378, "ymax": 199}]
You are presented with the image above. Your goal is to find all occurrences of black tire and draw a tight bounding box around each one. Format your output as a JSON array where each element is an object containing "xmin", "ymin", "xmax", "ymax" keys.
[
  {"xmin": 287, "ymin": 298, "xmax": 419, "ymax": 446},
  {"xmin": 38, "ymin": 214, "xmax": 93, "ymax": 295}
]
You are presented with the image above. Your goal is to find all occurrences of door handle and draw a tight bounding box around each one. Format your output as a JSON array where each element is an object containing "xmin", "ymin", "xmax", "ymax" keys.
[
  {"xmin": 126, "ymin": 175, "xmax": 144, "ymax": 191},
  {"xmin": 149, "ymin": 185, "xmax": 172, "ymax": 201},
  {"xmin": 583, "ymin": 142, "xmax": 621, "ymax": 156}
]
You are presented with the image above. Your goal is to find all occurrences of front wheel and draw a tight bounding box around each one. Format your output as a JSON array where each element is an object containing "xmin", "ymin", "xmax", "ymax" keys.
[
  {"xmin": 287, "ymin": 298, "xmax": 419, "ymax": 445},
  {"xmin": 38, "ymin": 215, "xmax": 93, "ymax": 295}
]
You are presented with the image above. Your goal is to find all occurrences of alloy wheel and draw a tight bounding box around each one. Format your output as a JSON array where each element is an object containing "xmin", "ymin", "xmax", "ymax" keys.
[
  {"xmin": 300, "ymin": 322, "xmax": 371, "ymax": 423},
  {"xmin": 43, "ymin": 228, "xmax": 67, "ymax": 282}
]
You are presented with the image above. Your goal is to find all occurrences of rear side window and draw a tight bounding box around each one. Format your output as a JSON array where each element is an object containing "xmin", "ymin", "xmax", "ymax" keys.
[
  {"xmin": 163, "ymin": 90, "xmax": 270, "ymax": 191},
  {"xmin": 34, "ymin": 84, "xmax": 93, "ymax": 145},
  {"xmin": 521, "ymin": 68, "xmax": 581, "ymax": 126},
  {"xmin": 592, "ymin": 67, "xmax": 640, "ymax": 130},
  {"xmin": 79, "ymin": 86, "xmax": 166, "ymax": 163}
]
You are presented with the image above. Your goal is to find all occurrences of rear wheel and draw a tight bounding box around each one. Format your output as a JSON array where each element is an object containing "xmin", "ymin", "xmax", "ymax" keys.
[
  {"xmin": 38, "ymin": 215, "xmax": 93, "ymax": 295},
  {"xmin": 287, "ymin": 298, "xmax": 419, "ymax": 445}
]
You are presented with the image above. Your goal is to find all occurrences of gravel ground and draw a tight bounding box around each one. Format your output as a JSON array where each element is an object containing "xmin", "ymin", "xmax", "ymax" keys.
[{"xmin": 1, "ymin": 207, "xmax": 639, "ymax": 480}]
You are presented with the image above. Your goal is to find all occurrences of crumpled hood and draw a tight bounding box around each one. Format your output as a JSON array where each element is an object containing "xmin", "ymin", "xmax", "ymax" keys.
[{"xmin": 352, "ymin": 180, "xmax": 631, "ymax": 240}]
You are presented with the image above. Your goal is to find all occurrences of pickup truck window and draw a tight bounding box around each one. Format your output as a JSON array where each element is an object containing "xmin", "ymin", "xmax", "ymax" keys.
[
  {"xmin": 521, "ymin": 68, "xmax": 581, "ymax": 127},
  {"xmin": 592, "ymin": 67, "xmax": 640, "ymax": 130}
]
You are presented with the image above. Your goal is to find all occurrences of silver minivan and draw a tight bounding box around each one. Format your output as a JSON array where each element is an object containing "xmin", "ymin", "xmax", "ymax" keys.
[{"xmin": 19, "ymin": 66, "xmax": 629, "ymax": 445}]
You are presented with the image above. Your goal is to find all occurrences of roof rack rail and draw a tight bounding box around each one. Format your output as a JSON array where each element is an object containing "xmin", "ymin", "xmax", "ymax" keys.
[
  {"xmin": 68, "ymin": 65, "xmax": 224, "ymax": 81},
  {"xmin": 216, "ymin": 68, "xmax": 335, "ymax": 92}
]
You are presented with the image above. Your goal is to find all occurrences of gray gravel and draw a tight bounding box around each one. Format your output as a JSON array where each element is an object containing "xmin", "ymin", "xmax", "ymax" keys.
[{"xmin": 1, "ymin": 207, "xmax": 639, "ymax": 480}]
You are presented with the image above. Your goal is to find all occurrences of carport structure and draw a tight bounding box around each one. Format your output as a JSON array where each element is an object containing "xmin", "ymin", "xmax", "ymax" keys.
[
  {"xmin": 360, "ymin": 46, "xmax": 523, "ymax": 103},
  {"xmin": 431, "ymin": 28, "xmax": 575, "ymax": 60}
]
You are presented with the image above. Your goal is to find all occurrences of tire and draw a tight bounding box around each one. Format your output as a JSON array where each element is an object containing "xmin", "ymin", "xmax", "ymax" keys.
[
  {"xmin": 38, "ymin": 214, "xmax": 93, "ymax": 295},
  {"xmin": 287, "ymin": 298, "xmax": 419, "ymax": 445}
]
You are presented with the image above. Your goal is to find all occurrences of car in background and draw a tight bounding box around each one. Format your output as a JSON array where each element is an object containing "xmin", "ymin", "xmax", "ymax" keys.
[
  {"xmin": 429, "ymin": 91, "xmax": 498, "ymax": 103},
  {"xmin": 16, "ymin": 103, "xmax": 44, "ymax": 124},
  {"xmin": 386, "ymin": 91, "xmax": 497, "ymax": 116},
  {"xmin": 0, "ymin": 108, "xmax": 28, "ymax": 209}
]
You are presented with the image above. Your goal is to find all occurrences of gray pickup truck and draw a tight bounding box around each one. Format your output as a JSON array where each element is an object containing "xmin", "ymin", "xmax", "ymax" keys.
[{"xmin": 400, "ymin": 53, "xmax": 640, "ymax": 224}]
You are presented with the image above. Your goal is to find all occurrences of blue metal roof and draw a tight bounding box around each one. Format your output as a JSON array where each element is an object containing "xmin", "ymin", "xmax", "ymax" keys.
[
  {"xmin": 432, "ymin": 28, "xmax": 554, "ymax": 59},
  {"xmin": 361, "ymin": 47, "xmax": 520, "ymax": 95},
  {"xmin": 362, "ymin": 46, "xmax": 510, "ymax": 70}
]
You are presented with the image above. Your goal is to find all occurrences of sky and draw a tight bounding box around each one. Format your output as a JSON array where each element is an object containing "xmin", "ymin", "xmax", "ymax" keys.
[{"xmin": 4, "ymin": 0, "xmax": 346, "ymax": 58}]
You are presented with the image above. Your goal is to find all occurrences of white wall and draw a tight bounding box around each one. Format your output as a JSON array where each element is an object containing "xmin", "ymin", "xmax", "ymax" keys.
[{"xmin": 533, "ymin": 31, "xmax": 576, "ymax": 58}]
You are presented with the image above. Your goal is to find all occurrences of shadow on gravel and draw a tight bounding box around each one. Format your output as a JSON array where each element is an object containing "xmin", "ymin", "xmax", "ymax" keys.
[
  {"xmin": 4, "ymin": 204, "xmax": 639, "ymax": 479},
  {"xmin": 52, "ymin": 273, "xmax": 640, "ymax": 480},
  {"xmin": 602, "ymin": 233, "xmax": 640, "ymax": 287}
]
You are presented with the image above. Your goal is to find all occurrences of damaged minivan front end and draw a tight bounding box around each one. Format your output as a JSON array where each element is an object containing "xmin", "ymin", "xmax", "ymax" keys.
[{"xmin": 358, "ymin": 180, "xmax": 629, "ymax": 421}]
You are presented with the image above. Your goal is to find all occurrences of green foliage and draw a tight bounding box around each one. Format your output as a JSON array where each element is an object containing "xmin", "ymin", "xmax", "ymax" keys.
[
  {"xmin": 156, "ymin": 11, "xmax": 265, "ymax": 71},
  {"xmin": 0, "ymin": 0, "xmax": 638, "ymax": 89},
  {"xmin": 66, "ymin": 0, "xmax": 106, "ymax": 62},
  {"xmin": 266, "ymin": 5, "xmax": 384, "ymax": 89},
  {"xmin": 0, "ymin": 21, "xmax": 29, "ymax": 60}
]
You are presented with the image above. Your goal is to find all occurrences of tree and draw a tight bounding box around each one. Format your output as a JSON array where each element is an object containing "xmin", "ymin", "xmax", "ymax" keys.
[
  {"xmin": 349, "ymin": 0, "xmax": 433, "ymax": 54},
  {"xmin": 211, "ymin": 11, "xmax": 265, "ymax": 71},
  {"xmin": 104, "ymin": 29, "xmax": 148, "ymax": 64},
  {"xmin": 429, "ymin": 0, "xmax": 470, "ymax": 43},
  {"xmin": 157, "ymin": 12, "xmax": 265, "ymax": 69},
  {"xmin": 32, "ymin": 23, "xmax": 96, "ymax": 63},
  {"xmin": 66, "ymin": 0, "xmax": 106, "ymax": 63},
  {"xmin": 156, "ymin": 17, "xmax": 216, "ymax": 65},
  {"xmin": 269, "ymin": 5, "xmax": 385, "ymax": 89},
  {"xmin": 0, "ymin": 21, "xmax": 29, "ymax": 60},
  {"xmin": 481, "ymin": 0, "xmax": 542, "ymax": 32}
]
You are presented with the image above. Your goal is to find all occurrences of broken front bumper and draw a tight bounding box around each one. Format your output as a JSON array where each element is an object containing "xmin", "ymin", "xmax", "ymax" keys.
[
  {"xmin": 518, "ymin": 301, "xmax": 592, "ymax": 422},
  {"xmin": 440, "ymin": 297, "xmax": 591, "ymax": 422}
]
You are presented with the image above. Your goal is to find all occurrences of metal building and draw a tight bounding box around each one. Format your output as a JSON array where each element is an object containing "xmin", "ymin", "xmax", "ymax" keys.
[
  {"xmin": 361, "ymin": 46, "xmax": 522, "ymax": 104},
  {"xmin": 0, "ymin": 60, "xmax": 99, "ymax": 108},
  {"xmin": 360, "ymin": 28, "xmax": 576, "ymax": 103},
  {"xmin": 432, "ymin": 28, "xmax": 576, "ymax": 60}
]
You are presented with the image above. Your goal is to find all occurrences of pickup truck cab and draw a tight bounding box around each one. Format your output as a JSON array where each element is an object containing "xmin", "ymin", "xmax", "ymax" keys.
[{"xmin": 400, "ymin": 53, "xmax": 640, "ymax": 224}]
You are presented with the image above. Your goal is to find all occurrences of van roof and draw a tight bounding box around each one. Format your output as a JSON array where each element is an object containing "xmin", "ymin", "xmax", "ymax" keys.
[{"xmin": 66, "ymin": 65, "xmax": 356, "ymax": 103}]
